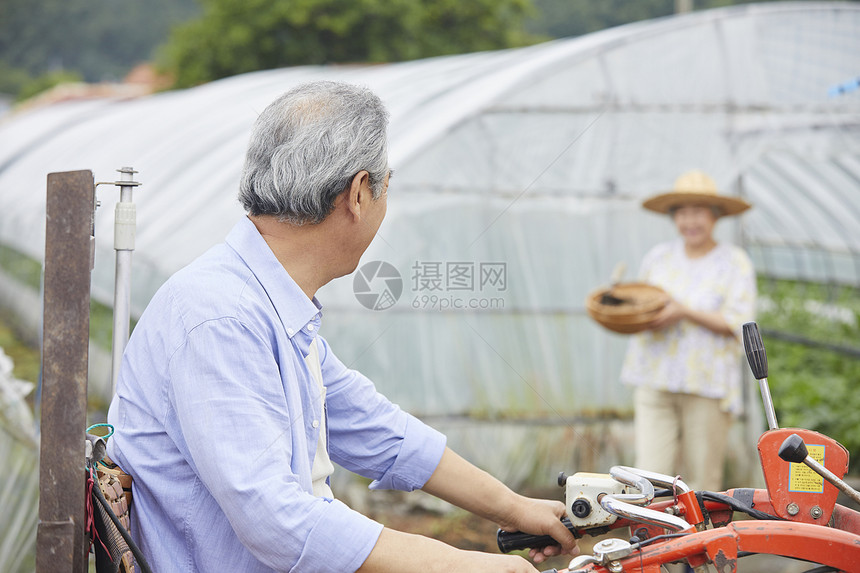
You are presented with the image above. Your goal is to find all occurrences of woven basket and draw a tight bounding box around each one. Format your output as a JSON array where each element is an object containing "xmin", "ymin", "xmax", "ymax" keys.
[{"xmin": 585, "ymin": 282, "xmax": 670, "ymax": 334}]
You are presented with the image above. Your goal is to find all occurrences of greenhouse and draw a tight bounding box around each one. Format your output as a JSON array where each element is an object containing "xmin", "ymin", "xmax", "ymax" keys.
[{"xmin": 0, "ymin": 2, "xmax": 859, "ymax": 569}]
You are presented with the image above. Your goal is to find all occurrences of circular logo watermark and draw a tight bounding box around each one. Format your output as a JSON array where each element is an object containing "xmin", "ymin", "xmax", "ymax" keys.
[{"xmin": 353, "ymin": 260, "xmax": 403, "ymax": 311}]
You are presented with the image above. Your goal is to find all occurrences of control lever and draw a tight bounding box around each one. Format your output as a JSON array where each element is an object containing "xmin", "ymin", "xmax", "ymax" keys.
[
  {"xmin": 742, "ymin": 322, "xmax": 779, "ymax": 430},
  {"xmin": 778, "ymin": 433, "xmax": 860, "ymax": 506}
]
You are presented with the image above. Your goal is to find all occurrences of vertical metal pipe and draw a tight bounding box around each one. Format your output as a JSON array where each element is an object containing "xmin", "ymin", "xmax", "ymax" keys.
[
  {"xmin": 37, "ymin": 170, "xmax": 95, "ymax": 573},
  {"xmin": 758, "ymin": 377, "xmax": 779, "ymax": 431},
  {"xmin": 110, "ymin": 167, "xmax": 138, "ymax": 395}
]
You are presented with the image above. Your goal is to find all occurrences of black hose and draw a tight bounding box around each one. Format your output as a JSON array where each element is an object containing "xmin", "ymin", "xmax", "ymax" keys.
[
  {"xmin": 701, "ymin": 491, "xmax": 784, "ymax": 521},
  {"xmin": 90, "ymin": 471, "xmax": 154, "ymax": 573}
]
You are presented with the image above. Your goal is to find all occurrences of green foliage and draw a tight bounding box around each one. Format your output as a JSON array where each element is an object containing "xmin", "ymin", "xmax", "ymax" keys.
[
  {"xmin": 766, "ymin": 339, "xmax": 860, "ymax": 472},
  {"xmin": 757, "ymin": 279, "xmax": 860, "ymax": 473},
  {"xmin": 160, "ymin": 0, "xmax": 538, "ymax": 88},
  {"xmin": 0, "ymin": 0, "xmax": 199, "ymax": 86},
  {"xmin": 524, "ymin": 0, "xmax": 850, "ymax": 39},
  {"xmin": 0, "ymin": 244, "xmax": 42, "ymax": 290},
  {"xmin": 0, "ymin": 243, "xmax": 130, "ymax": 354},
  {"xmin": 15, "ymin": 70, "xmax": 83, "ymax": 102},
  {"xmin": 0, "ymin": 318, "xmax": 40, "ymax": 384},
  {"xmin": 0, "ymin": 62, "xmax": 32, "ymax": 96},
  {"xmin": 526, "ymin": 0, "xmax": 674, "ymax": 39},
  {"xmin": 4, "ymin": 0, "xmax": 852, "ymax": 96}
]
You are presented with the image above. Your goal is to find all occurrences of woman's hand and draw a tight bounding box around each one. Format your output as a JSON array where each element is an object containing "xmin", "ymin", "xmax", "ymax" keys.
[
  {"xmin": 649, "ymin": 299, "xmax": 687, "ymax": 330},
  {"xmin": 648, "ymin": 299, "xmax": 735, "ymax": 336}
]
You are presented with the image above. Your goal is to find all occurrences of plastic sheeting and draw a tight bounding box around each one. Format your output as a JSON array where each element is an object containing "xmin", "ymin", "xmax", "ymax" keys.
[
  {"xmin": 0, "ymin": 3, "xmax": 858, "ymax": 483},
  {"xmin": 0, "ymin": 347, "xmax": 38, "ymax": 573}
]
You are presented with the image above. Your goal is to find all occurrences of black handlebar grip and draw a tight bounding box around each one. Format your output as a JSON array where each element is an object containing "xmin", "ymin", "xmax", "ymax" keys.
[
  {"xmin": 778, "ymin": 433, "xmax": 809, "ymax": 463},
  {"xmin": 742, "ymin": 322, "xmax": 768, "ymax": 379},
  {"xmin": 497, "ymin": 530, "xmax": 558, "ymax": 553},
  {"xmin": 496, "ymin": 518, "xmax": 579, "ymax": 553}
]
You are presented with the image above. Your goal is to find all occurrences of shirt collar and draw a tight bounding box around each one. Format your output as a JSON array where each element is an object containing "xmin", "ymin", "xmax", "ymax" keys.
[{"xmin": 225, "ymin": 216, "xmax": 322, "ymax": 356}]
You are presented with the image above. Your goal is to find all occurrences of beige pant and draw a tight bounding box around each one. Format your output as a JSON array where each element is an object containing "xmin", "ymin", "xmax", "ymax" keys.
[{"xmin": 633, "ymin": 387, "xmax": 731, "ymax": 492}]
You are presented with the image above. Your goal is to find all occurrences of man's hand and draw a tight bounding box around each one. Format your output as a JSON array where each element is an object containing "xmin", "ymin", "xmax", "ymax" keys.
[
  {"xmin": 498, "ymin": 496, "xmax": 579, "ymax": 564},
  {"xmin": 422, "ymin": 448, "xmax": 579, "ymax": 562}
]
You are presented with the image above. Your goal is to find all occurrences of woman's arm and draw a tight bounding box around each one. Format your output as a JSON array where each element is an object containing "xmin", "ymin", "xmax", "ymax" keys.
[{"xmin": 649, "ymin": 300, "xmax": 734, "ymax": 336}]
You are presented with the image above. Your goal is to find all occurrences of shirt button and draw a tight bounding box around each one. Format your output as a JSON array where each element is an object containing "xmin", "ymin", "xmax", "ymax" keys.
[
  {"xmin": 312, "ymin": 420, "xmax": 320, "ymax": 428},
  {"xmin": 307, "ymin": 324, "xmax": 315, "ymax": 331},
  {"xmin": 287, "ymin": 327, "xmax": 295, "ymax": 336}
]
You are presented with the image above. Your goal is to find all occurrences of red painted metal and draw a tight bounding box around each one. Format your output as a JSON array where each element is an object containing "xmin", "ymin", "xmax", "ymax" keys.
[
  {"xmin": 568, "ymin": 490, "xmax": 860, "ymax": 572},
  {"xmin": 677, "ymin": 490, "xmax": 704, "ymax": 526},
  {"xmin": 574, "ymin": 520, "xmax": 860, "ymax": 572},
  {"xmin": 757, "ymin": 427, "xmax": 849, "ymax": 523}
]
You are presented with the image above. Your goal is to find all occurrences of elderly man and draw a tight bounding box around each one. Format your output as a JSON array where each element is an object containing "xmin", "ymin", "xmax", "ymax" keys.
[{"xmin": 107, "ymin": 81, "xmax": 577, "ymax": 573}]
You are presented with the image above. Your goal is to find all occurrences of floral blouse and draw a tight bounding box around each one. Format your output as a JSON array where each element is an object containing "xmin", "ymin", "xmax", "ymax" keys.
[{"xmin": 620, "ymin": 239, "xmax": 756, "ymax": 414}]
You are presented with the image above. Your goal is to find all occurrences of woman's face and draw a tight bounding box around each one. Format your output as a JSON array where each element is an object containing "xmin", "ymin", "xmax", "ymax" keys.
[{"xmin": 671, "ymin": 203, "xmax": 718, "ymax": 248}]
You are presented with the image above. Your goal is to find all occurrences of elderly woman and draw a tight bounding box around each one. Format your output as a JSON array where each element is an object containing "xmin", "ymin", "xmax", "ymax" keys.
[{"xmin": 620, "ymin": 170, "xmax": 756, "ymax": 492}]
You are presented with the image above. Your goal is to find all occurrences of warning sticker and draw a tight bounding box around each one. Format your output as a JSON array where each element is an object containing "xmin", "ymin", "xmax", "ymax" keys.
[{"xmin": 789, "ymin": 444, "xmax": 825, "ymax": 493}]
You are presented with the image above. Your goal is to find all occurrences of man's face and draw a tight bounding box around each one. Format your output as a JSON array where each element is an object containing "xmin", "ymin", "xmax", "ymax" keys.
[
  {"xmin": 350, "ymin": 170, "xmax": 390, "ymax": 267},
  {"xmin": 364, "ymin": 171, "xmax": 390, "ymax": 239}
]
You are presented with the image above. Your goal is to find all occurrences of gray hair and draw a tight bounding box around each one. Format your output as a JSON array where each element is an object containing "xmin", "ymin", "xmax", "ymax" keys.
[{"xmin": 239, "ymin": 81, "xmax": 390, "ymax": 224}]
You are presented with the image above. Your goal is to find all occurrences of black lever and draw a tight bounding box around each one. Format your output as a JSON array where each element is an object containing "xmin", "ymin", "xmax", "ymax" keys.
[
  {"xmin": 742, "ymin": 322, "xmax": 778, "ymax": 430},
  {"xmin": 777, "ymin": 433, "xmax": 808, "ymax": 463},
  {"xmin": 742, "ymin": 322, "xmax": 768, "ymax": 379},
  {"xmin": 777, "ymin": 433, "xmax": 860, "ymax": 506}
]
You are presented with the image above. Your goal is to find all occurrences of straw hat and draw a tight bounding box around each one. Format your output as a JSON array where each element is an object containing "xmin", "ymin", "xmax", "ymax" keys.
[{"xmin": 642, "ymin": 170, "xmax": 751, "ymax": 216}]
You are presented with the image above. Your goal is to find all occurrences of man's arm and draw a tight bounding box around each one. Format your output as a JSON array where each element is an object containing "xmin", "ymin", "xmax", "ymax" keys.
[
  {"xmin": 357, "ymin": 528, "xmax": 540, "ymax": 573},
  {"xmin": 422, "ymin": 448, "xmax": 577, "ymax": 557},
  {"xmin": 357, "ymin": 448, "xmax": 578, "ymax": 573}
]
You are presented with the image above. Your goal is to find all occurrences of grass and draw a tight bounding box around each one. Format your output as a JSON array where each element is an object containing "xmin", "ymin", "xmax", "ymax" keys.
[{"xmin": 0, "ymin": 316, "xmax": 40, "ymax": 384}]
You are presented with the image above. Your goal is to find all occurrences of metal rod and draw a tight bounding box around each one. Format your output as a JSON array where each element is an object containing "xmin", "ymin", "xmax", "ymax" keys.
[
  {"xmin": 601, "ymin": 466, "xmax": 693, "ymax": 532},
  {"xmin": 616, "ymin": 466, "xmax": 692, "ymax": 494},
  {"xmin": 110, "ymin": 167, "xmax": 138, "ymax": 395},
  {"xmin": 609, "ymin": 466, "xmax": 656, "ymax": 505},
  {"xmin": 759, "ymin": 377, "xmax": 779, "ymax": 430},
  {"xmin": 802, "ymin": 456, "xmax": 860, "ymax": 506},
  {"xmin": 600, "ymin": 492, "xmax": 692, "ymax": 533}
]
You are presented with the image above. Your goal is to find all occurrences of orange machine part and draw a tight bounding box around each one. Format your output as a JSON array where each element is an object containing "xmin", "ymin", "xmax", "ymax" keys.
[
  {"xmin": 757, "ymin": 427, "xmax": 849, "ymax": 524},
  {"xmin": 613, "ymin": 520, "xmax": 860, "ymax": 573}
]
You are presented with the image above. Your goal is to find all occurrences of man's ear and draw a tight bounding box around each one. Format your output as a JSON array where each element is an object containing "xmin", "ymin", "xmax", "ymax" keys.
[{"xmin": 345, "ymin": 170, "xmax": 370, "ymax": 221}]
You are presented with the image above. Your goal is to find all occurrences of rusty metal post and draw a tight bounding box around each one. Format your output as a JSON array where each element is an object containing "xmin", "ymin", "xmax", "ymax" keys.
[{"xmin": 37, "ymin": 170, "xmax": 95, "ymax": 573}]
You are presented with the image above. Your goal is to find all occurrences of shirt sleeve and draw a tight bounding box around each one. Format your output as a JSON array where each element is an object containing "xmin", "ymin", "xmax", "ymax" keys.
[
  {"xmin": 720, "ymin": 249, "xmax": 757, "ymax": 336},
  {"xmin": 317, "ymin": 335, "xmax": 447, "ymax": 492},
  {"xmin": 167, "ymin": 318, "xmax": 382, "ymax": 573}
]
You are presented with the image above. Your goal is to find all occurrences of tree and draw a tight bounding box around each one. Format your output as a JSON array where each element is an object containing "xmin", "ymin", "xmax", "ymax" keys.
[
  {"xmin": 158, "ymin": 0, "xmax": 538, "ymax": 89},
  {"xmin": 0, "ymin": 0, "xmax": 198, "ymax": 87},
  {"xmin": 526, "ymin": 0, "xmax": 674, "ymax": 39}
]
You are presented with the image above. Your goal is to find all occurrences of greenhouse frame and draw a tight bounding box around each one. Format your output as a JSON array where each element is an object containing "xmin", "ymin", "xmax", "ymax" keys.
[{"xmin": 0, "ymin": 3, "xmax": 859, "ymax": 569}]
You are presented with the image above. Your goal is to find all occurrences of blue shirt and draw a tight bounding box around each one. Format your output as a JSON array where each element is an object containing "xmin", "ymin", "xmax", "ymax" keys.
[{"xmin": 107, "ymin": 216, "xmax": 447, "ymax": 572}]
